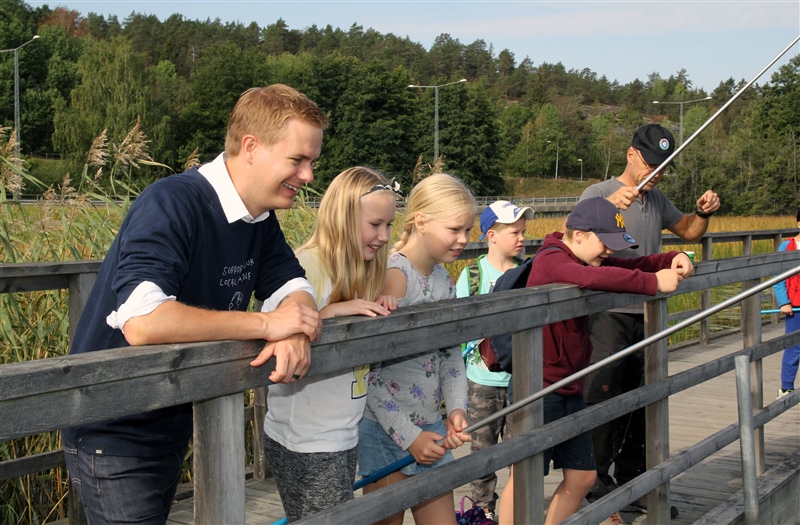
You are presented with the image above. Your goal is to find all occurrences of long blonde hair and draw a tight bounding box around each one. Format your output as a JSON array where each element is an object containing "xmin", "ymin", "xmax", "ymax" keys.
[
  {"xmin": 298, "ymin": 167, "xmax": 394, "ymax": 303},
  {"xmin": 393, "ymin": 173, "xmax": 476, "ymax": 252}
]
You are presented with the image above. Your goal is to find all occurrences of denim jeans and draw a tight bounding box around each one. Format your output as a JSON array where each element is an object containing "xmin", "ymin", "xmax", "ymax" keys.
[{"xmin": 63, "ymin": 443, "xmax": 188, "ymax": 525}]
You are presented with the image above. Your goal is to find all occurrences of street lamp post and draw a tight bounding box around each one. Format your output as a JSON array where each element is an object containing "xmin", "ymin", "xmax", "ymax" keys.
[
  {"xmin": 408, "ymin": 79, "xmax": 467, "ymax": 160},
  {"xmin": 652, "ymin": 96, "xmax": 712, "ymax": 145},
  {"xmin": 0, "ymin": 35, "xmax": 39, "ymax": 157},
  {"xmin": 547, "ymin": 140, "xmax": 559, "ymax": 179},
  {"xmin": 578, "ymin": 158, "xmax": 583, "ymax": 181}
]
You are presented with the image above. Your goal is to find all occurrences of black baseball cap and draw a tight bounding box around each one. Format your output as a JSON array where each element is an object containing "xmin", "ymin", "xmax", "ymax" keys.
[
  {"xmin": 632, "ymin": 124, "xmax": 675, "ymax": 167},
  {"xmin": 566, "ymin": 197, "xmax": 639, "ymax": 251}
]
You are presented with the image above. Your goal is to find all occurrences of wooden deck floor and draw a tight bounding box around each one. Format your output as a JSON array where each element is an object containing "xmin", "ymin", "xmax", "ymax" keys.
[{"xmin": 167, "ymin": 322, "xmax": 800, "ymax": 524}]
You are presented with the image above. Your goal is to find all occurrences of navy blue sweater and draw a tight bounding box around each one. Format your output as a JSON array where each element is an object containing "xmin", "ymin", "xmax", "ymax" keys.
[{"xmin": 62, "ymin": 169, "xmax": 305, "ymax": 456}]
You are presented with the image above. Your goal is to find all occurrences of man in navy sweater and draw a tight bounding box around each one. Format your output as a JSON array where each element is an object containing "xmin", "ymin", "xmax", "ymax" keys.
[{"xmin": 62, "ymin": 84, "xmax": 327, "ymax": 524}]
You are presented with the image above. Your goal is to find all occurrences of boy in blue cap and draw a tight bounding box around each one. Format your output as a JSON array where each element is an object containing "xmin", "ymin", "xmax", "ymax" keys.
[
  {"xmin": 456, "ymin": 200, "xmax": 533, "ymax": 520},
  {"xmin": 497, "ymin": 197, "xmax": 693, "ymax": 525}
]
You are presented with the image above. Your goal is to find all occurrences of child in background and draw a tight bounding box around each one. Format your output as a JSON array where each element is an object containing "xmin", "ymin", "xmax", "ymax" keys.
[
  {"xmin": 774, "ymin": 208, "xmax": 800, "ymax": 399},
  {"xmin": 498, "ymin": 197, "xmax": 692, "ymax": 525},
  {"xmin": 456, "ymin": 200, "xmax": 533, "ymax": 521},
  {"xmin": 358, "ymin": 173, "xmax": 475, "ymax": 525},
  {"xmin": 264, "ymin": 167, "xmax": 400, "ymax": 522}
]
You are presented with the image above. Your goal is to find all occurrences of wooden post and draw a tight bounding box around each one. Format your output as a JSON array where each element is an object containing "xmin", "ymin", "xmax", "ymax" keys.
[
  {"xmin": 700, "ymin": 237, "xmax": 713, "ymax": 345},
  {"xmin": 741, "ymin": 275, "xmax": 765, "ymax": 474},
  {"xmin": 771, "ymin": 234, "xmax": 783, "ymax": 325},
  {"xmin": 644, "ymin": 297, "xmax": 670, "ymax": 523},
  {"xmin": 194, "ymin": 394, "xmax": 245, "ymax": 524},
  {"xmin": 67, "ymin": 272, "xmax": 95, "ymax": 525},
  {"xmin": 511, "ymin": 327, "xmax": 544, "ymax": 525},
  {"xmin": 252, "ymin": 387, "xmax": 268, "ymax": 479},
  {"xmin": 251, "ymin": 299, "xmax": 269, "ymax": 480},
  {"xmin": 67, "ymin": 272, "xmax": 96, "ymax": 345}
]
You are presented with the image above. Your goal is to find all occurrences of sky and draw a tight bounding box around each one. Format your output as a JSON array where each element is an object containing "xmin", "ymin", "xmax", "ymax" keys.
[{"xmin": 26, "ymin": 1, "xmax": 800, "ymax": 92}]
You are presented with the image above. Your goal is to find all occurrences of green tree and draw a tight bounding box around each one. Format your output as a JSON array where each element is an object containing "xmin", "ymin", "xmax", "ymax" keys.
[{"xmin": 52, "ymin": 36, "xmax": 152, "ymax": 163}]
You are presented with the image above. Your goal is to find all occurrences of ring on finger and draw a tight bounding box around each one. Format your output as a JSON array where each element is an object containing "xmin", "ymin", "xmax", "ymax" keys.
[{"xmin": 292, "ymin": 373, "xmax": 301, "ymax": 380}]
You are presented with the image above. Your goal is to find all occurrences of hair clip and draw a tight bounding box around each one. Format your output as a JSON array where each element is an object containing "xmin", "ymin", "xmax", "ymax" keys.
[{"xmin": 363, "ymin": 177, "xmax": 404, "ymax": 197}]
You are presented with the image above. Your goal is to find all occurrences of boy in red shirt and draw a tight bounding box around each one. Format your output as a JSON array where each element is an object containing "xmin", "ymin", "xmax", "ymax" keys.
[{"xmin": 498, "ymin": 197, "xmax": 693, "ymax": 525}]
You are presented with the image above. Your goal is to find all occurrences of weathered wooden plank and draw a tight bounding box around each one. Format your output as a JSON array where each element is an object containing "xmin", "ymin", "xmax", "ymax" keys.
[
  {"xmin": 0, "ymin": 450, "xmax": 64, "ymax": 480},
  {"xmin": 7, "ymin": 250, "xmax": 799, "ymax": 402},
  {"xmin": 0, "ymin": 261, "xmax": 102, "ymax": 293}
]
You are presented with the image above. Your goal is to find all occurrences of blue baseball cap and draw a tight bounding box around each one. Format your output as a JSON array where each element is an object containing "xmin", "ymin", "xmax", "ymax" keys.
[
  {"xmin": 479, "ymin": 200, "xmax": 534, "ymax": 241},
  {"xmin": 566, "ymin": 197, "xmax": 639, "ymax": 251}
]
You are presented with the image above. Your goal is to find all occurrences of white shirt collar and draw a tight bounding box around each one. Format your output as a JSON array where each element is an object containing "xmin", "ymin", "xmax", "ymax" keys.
[{"xmin": 198, "ymin": 153, "xmax": 271, "ymax": 224}]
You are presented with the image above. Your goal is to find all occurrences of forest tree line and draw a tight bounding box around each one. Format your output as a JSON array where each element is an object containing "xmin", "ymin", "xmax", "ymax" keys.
[{"xmin": 1, "ymin": 0, "xmax": 798, "ymax": 213}]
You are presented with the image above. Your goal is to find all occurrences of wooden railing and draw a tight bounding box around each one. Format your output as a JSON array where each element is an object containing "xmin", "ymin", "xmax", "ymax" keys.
[{"xmin": 0, "ymin": 229, "xmax": 798, "ymax": 523}]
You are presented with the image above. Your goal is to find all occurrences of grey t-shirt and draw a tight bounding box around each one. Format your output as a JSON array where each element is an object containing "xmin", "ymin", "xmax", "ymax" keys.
[
  {"xmin": 580, "ymin": 178, "xmax": 684, "ymax": 312},
  {"xmin": 580, "ymin": 178, "xmax": 683, "ymax": 258}
]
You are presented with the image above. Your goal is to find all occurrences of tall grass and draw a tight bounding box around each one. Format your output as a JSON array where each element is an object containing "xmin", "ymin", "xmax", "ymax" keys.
[{"xmin": 1, "ymin": 136, "xmax": 795, "ymax": 524}]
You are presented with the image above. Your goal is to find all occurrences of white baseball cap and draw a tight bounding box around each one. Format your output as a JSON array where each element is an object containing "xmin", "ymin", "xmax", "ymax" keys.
[{"xmin": 479, "ymin": 200, "xmax": 534, "ymax": 240}]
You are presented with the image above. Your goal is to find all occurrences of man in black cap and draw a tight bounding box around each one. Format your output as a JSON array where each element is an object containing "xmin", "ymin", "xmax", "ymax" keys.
[{"xmin": 579, "ymin": 124, "xmax": 720, "ymax": 515}]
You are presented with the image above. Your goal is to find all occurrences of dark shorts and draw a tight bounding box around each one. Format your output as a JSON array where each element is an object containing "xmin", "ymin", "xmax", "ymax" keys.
[
  {"xmin": 263, "ymin": 433, "xmax": 357, "ymax": 522},
  {"xmin": 542, "ymin": 392, "xmax": 596, "ymax": 475}
]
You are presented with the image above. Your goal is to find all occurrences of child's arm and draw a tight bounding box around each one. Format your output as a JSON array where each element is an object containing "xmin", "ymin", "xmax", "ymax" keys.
[
  {"xmin": 365, "ymin": 362, "xmax": 425, "ymax": 454},
  {"xmin": 439, "ymin": 345, "xmax": 470, "ymax": 447},
  {"xmin": 383, "ymin": 268, "xmax": 408, "ymax": 300},
  {"xmin": 319, "ymin": 300, "xmax": 390, "ymax": 319},
  {"xmin": 535, "ymin": 249, "xmax": 681, "ymax": 296},
  {"xmin": 773, "ymin": 240, "xmax": 791, "ymax": 311}
]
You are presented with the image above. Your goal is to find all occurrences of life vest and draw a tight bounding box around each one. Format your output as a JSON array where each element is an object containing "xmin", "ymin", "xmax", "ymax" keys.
[{"xmin": 787, "ymin": 238, "xmax": 800, "ymax": 306}]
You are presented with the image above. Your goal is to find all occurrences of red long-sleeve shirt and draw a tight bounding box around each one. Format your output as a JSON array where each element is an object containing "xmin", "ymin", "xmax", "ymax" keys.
[{"xmin": 528, "ymin": 232, "xmax": 678, "ymax": 395}]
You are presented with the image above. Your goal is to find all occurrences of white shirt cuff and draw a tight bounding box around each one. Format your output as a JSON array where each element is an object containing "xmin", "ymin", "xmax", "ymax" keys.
[
  {"xmin": 260, "ymin": 278, "xmax": 316, "ymax": 312},
  {"xmin": 106, "ymin": 281, "xmax": 175, "ymax": 333}
]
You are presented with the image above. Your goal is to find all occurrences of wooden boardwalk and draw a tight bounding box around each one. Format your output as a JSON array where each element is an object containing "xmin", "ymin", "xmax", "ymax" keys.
[{"xmin": 166, "ymin": 322, "xmax": 799, "ymax": 525}]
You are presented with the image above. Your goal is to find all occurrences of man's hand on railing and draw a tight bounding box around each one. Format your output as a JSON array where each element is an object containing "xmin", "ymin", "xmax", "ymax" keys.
[
  {"xmin": 250, "ymin": 332, "xmax": 312, "ymax": 383},
  {"xmin": 249, "ymin": 295, "xmax": 321, "ymax": 382}
]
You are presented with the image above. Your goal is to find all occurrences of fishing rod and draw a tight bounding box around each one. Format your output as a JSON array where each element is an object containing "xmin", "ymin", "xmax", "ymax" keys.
[
  {"xmin": 636, "ymin": 34, "xmax": 800, "ymax": 193},
  {"xmin": 761, "ymin": 308, "xmax": 800, "ymax": 314},
  {"xmin": 464, "ymin": 264, "xmax": 800, "ymax": 436}
]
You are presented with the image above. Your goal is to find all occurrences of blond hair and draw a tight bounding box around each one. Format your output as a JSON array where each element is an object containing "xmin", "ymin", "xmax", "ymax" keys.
[
  {"xmin": 393, "ymin": 173, "xmax": 476, "ymax": 252},
  {"xmin": 225, "ymin": 84, "xmax": 329, "ymax": 156},
  {"xmin": 298, "ymin": 167, "xmax": 392, "ymax": 303}
]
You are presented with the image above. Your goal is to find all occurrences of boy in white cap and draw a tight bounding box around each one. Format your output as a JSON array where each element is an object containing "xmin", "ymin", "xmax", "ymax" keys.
[
  {"xmin": 497, "ymin": 197, "xmax": 693, "ymax": 525},
  {"xmin": 456, "ymin": 200, "xmax": 533, "ymax": 520}
]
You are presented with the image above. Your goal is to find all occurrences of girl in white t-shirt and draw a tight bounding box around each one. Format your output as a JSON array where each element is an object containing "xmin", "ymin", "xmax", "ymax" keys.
[{"xmin": 263, "ymin": 167, "xmax": 400, "ymax": 522}]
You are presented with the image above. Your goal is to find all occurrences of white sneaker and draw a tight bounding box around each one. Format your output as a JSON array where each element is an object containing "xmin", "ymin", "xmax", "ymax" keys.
[{"xmin": 777, "ymin": 388, "xmax": 794, "ymax": 399}]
